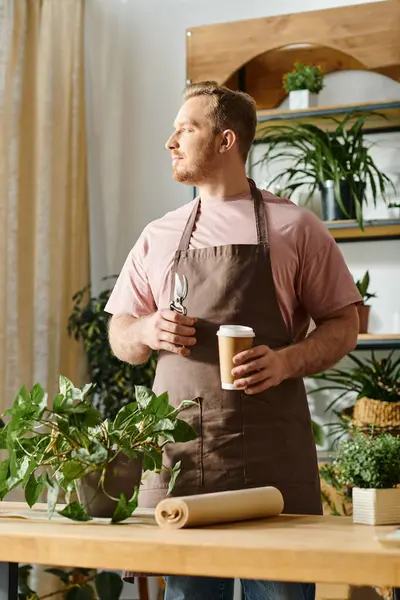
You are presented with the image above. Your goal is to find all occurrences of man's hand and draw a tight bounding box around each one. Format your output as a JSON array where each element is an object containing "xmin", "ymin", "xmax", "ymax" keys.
[
  {"xmin": 231, "ymin": 345, "xmax": 288, "ymax": 395},
  {"xmin": 230, "ymin": 305, "xmax": 359, "ymax": 393},
  {"xmin": 141, "ymin": 309, "xmax": 197, "ymax": 357}
]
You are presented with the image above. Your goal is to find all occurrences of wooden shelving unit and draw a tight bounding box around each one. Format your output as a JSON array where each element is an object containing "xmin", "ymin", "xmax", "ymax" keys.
[
  {"xmin": 255, "ymin": 100, "xmax": 400, "ymax": 140},
  {"xmin": 324, "ymin": 218, "xmax": 400, "ymax": 242},
  {"xmin": 356, "ymin": 334, "xmax": 400, "ymax": 350}
]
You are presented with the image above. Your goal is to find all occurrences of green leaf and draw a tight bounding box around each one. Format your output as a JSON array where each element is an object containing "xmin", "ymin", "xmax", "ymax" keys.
[
  {"xmin": 30, "ymin": 383, "xmax": 47, "ymax": 410},
  {"xmin": 135, "ymin": 386, "xmax": 156, "ymax": 410},
  {"xmin": 175, "ymin": 399, "xmax": 200, "ymax": 412},
  {"xmin": 44, "ymin": 568, "xmax": 70, "ymax": 585},
  {"xmin": 0, "ymin": 425, "xmax": 7, "ymax": 450},
  {"xmin": 170, "ymin": 419, "xmax": 198, "ymax": 443},
  {"xmin": 45, "ymin": 476, "xmax": 60, "ymax": 519},
  {"xmin": 119, "ymin": 444, "xmax": 141, "ymax": 461},
  {"xmin": 142, "ymin": 447, "xmax": 162, "ymax": 471},
  {"xmin": 111, "ymin": 488, "xmax": 139, "ymax": 523},
  {"xmin": 147, "ymin": 391, "xmax": 170, "ymax": 417},
  {"xmin": 95, "ymin": 571, "xmax": 123, "ymax": 600},
  {"xmin": 66, "ymin": 584, "xmax": 95, "ymax": 600},
  {"xmin": 76, "ymin": 444, "xmax": 108, "ymax": 466},
  {"xmin": 0, "ymin": 459, "xmax": 10, "ymax": 500},
  {"xmin": 18, "ymin": 563, "xmax": 37, "ymax": 598},
  {"xmin": 153, "ymin": 418, "xmax": 175, "ymax": 432},
  {"xmin": 53, "ymin": 393, "xmax": 65, "ymax": 412},
  {"xmin": 311, "ymin": 421, "xmax": 325, "ymax": 447},
  {"xmin": 81, "ymin": 383, "xmax": 95, "ymax": 399},
  {"xmin": 113, "ymin": 402, "xmax": 139, "ymax": 430},
  {"xmin": 17, "ymin": 455, "xmax": 31, "ymax": 482},
  {"xmin": 62, "ymin": 460, "xmax": 86, "ymax": 481},
  {"xmin": 25, "ymin": 473, "xmax": 46, "ymax": 507},
  {"xmin": 72, "ymin": 402, "xmax": 95, "ymax": 414},
  {"xmin": 59, "ymin": 375, "xmax": 74, "ymax": 398},
  {"xmin": 167, "ymin": 461, "xmax": 181, "ymax": 495},
  {"xmin": 58, "ymin": 502, "xmax": 93, "ymax": 522}
]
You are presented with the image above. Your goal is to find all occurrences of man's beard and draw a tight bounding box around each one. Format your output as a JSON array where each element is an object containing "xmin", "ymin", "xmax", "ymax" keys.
[{"xmin": 173, "ymin": 143, "xmax": 216, "ymax": 186}]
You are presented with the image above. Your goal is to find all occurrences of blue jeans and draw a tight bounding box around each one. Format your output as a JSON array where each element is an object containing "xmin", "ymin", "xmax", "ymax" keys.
[{"xmin": 164, "ymin": 576, "xmax": 315, "ymax": 600}]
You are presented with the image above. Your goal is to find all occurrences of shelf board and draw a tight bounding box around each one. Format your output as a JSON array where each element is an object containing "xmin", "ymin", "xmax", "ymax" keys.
[
  {"xmin": 356, "ymin": 334, "xmax": 400, "ymax": 350},
  {"xmin": 324, "ymin": 218, "xmax": 400, "ymax": 242},
  {"xmin": 255, "ymin": 100, "xmax": 400, "ymax": 140}
]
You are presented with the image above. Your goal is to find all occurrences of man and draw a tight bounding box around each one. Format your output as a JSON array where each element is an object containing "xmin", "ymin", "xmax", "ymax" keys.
[{"xmin": 105, "ymin": 81, "xmax": 361, "ymax": 600}]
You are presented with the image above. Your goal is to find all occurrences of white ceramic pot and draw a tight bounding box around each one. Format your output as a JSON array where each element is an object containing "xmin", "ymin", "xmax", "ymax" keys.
[
  {"xmin": 289, "ymin": 90, "xmax": 318, "ymax": 110},
  {"xmin": 352, "ymin": 487, "xmax": 400, "ymax": 525}
]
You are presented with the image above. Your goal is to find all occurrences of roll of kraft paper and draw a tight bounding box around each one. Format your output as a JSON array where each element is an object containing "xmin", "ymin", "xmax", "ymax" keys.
[{"xmin": 155, "ymin": 486, "xmax": 284, "ymax": 530}]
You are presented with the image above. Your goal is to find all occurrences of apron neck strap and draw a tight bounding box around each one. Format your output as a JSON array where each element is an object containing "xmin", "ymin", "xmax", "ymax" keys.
[
  {"xmin": 248, "ymin": 178, "xmax": 267, "ymax": 246},
  {"xmin": 177, "ymin": 178, "xmax": 268, "ymax": 252},
  {"xmin": 178, "ymin": 197, "xmax": 201, "ymax": 252}
]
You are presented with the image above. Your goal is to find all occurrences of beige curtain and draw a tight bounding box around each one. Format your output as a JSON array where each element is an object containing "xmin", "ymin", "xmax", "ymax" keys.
[{"xmin": 0, "ymin": 0, "xmax": 89, "ymax": 413}]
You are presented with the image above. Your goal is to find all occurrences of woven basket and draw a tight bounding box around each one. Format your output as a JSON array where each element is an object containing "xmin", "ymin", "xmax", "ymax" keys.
[{"xmin": 352, "ymin": 397, "xmax": 400, "ymax": 435}]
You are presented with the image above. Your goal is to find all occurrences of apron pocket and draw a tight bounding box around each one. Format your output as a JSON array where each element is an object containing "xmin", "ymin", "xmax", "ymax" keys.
[
  {"xmin": 142, "ymin": 399, "xmax": 203, "ymax": 491},
  {"xmin": 241, "ymin": 389, "xmax": 318, "ymax": 486}
]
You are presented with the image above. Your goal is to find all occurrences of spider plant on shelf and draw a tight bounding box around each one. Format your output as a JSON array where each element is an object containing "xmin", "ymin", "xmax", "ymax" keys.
[{"xmin": 256, "ymin": 112, "xmax": 396, "ymax": 229}]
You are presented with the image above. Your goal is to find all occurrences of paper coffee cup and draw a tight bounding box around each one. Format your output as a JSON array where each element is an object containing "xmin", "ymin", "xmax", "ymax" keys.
[{"xmin": 216, "ymin": 325, "xmax": 255, "ymax": 390}]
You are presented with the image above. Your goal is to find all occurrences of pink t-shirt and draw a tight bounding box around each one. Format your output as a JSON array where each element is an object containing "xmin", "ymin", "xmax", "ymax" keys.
[{"xmin": 105, "ymin": 190, "xmax": 362, "ymax": 342}]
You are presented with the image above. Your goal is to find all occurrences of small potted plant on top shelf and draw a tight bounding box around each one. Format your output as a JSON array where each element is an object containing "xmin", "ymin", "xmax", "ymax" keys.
[
  {"xmin": 283, "ymin": 62, "xmax": 324, "ymax": 110},
  {"xmin": 353, "ymin": 270, "xmax": 377, "ymax": 333},
  {"xmin": 323, "ymin": 431, "xmax": 400, "ymax": 525},
  {"xmin": 0, "ymin": 376, "xmax": 197, "ymax": 522}
]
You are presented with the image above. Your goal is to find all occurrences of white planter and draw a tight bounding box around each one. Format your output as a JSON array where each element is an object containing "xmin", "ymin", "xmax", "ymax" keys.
[
  {"xmin": 352, "ymin": 487, "xmax": 400, "ymax": 525},
  {"xmin": 289, "ymin": 90, "xmax": 318, "ymax": 110}
]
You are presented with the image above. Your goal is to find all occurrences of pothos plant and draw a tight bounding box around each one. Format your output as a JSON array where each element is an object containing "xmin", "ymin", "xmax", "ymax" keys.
[{"xmin": 0, "ymin": 376, "xmax": 197, "ymax": 523}]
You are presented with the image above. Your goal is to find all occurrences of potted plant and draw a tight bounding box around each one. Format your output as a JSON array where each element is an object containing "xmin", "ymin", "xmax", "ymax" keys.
[
  {"xmin": 68, "ymin": 276, "xmax": 157, "ymax": 421},
  {"xmin": 0, "ymin": 376, "xmax": 197, "ymax": 522},
  {"xmin": 353, "ymin": 270, "xmax": 377, "ymax": 333},
  {"xmin": 256, "ymin": 112, "xmax": 396, "ymax": 229},
  {"xmin": 19, "ymin": 565, "xmax": 125, "ymax": 600},
  {"xmin": 283, "ymin": 62, "xmax": 324, "ymax": 110},
  {"xmin": 323, "ymin": 432, "xmax": 400, "ymax": 525},
  {"xmin": 308, "ymin": 351, "xmax": 400, "ymax": 446}
]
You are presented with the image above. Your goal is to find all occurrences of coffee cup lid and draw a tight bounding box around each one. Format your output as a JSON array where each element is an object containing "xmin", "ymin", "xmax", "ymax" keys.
[{"xmin": 217, "ymin": 325, "xmax": 255, "ymax": 338}]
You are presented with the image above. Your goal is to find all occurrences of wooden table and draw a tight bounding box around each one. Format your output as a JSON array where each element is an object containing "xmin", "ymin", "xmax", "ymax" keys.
[{"xmin": 1, "ymin": 503, "xmax": 400, "ymax": 599}]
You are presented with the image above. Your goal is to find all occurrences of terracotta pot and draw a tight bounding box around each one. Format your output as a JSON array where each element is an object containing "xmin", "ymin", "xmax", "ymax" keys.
[
  {"xmin": 76, "ymin": 452, "xmax": 143, "ymax": 518},
  {"xmin": 357, "ymin": 304, "xmax": 370, "ymax": 333}
]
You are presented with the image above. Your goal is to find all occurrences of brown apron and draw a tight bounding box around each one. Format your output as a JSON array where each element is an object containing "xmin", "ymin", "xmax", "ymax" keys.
[{"xmin": 124, "ymin": 179, "xmax": 321, "ymax": 582}]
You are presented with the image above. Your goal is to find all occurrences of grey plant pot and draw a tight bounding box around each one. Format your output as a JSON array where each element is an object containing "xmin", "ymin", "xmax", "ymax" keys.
[
  {"xmin": 76, "ymin": 452, "xmax": 143, "ymax": 518},
  {"xmin": 320, "ymin": 180, "xmax": 366, "ymax": 221}
]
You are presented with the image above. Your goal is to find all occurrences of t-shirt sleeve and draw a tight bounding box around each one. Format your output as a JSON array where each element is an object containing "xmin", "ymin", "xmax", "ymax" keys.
[
  {"xmin": 104, "ymin": 237, "xmax": 157, "ymax": 318},
  {"xmin": 296, "ymin": 210, "xmax": 362, "ymax": 321}
]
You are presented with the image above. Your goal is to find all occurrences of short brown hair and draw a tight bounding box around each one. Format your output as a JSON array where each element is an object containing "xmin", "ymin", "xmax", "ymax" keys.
[{"xmin": 184, "ymin": 81, "xmax": 257, "ymax": 162}]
